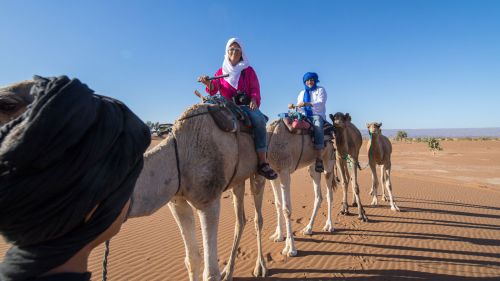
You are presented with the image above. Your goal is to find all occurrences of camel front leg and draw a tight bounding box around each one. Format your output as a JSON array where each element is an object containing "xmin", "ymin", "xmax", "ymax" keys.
[
  {"xmin": 381, "ymin": 165, "xmax": 388, "ymax": 201},
  {"xmin": 269, "ymin": 177, "xmax": 284, "ymax": 242},
  {"xmin": 337, "ymin": 160, "xmax": 349, "ymax": 215},
  {"xmin": 303, "ymin": 165, "xmax": 323, "ymax": 235},
  {"xmin": 351, "ymin": 163, "xmax": 368, "ymax": 222},
  {"xmin": 323, "ymin": 169, "xmax": 335, "ymax": 232},
  {"xmin": 250, "ymin": 174, "xmax": 268, "ymax": 277},
  {"xmin": 279, "ymin": 171, "xmax": 297, "ymax": 257},
  {"xmin": 383, "ymin": 164, "xmax": 400, "ymax": 211},
  {"xmin": 369, "ymin": 162, "xmax": 379, "ymax": 206},
  {"xmin": 221, "ymin": 183, "xmax": 246, "ymax": 281},
  {"xmin": 168, "ymin": 197, "xmax": 202, "ymax": 281},
  {"xmin": 197, "ymin": 199, "xmax": 221, "ymax": 281}
]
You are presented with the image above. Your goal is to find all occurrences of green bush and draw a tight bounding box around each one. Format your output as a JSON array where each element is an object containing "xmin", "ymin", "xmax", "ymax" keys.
[
  {"xmin": 427, "ymin": 138, "xmax": 443, "ymax": 153},
  {"xmin": 395, "ymin": 130, "xmax": 408, "ymax": 141}
]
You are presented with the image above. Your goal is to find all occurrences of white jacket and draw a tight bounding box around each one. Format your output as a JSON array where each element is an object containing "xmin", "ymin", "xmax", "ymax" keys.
[{"xmin": 296, "ymin": 86, "xmax": 327, "ymax": 120}]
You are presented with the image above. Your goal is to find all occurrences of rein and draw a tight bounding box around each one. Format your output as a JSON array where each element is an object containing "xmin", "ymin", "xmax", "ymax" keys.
[{"xmin": 294, "ymin": 134, "xmax": 305, "ymax": 172}]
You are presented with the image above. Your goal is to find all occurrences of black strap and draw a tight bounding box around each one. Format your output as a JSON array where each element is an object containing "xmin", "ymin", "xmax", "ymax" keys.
[
  {"xmin": 224, "ymin": 129, "xmax": 240, "ymax": 191},
  {"xmin": 294, "ymin": 134, "xmax": 304, "ymax": 172},
  {"xmin": 172, "ymin": 134, "xmax": 181, "ymax": 194}
]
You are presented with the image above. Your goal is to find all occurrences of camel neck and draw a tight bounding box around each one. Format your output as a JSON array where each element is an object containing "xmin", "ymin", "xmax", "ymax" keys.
[{"xmin": 128, "ymin": 136, "xmax": 180, "ymax": 218}]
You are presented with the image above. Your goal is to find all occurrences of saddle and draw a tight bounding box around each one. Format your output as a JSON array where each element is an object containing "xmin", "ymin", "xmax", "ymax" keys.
[
  {"xmin": 281, "ymin": 116, "xmax": 335, "ymax": 144},
  {"xmin": 204, "ymin": 95, "xmax": 254, "ymax": 134}
]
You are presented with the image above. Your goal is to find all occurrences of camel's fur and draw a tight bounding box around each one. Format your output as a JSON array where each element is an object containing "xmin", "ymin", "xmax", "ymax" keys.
[
  {"xmin": 330, "ymin": 112, "xmax": 368, "ymax": 221},
  {"xmin": 0, "ymin": 81, "xmax": 35, "ymax": 126},
  {"xmin": 266, "ymin": 119, "xmax": 337, "ymax": 256},
  {"xmin": 366, "ymin": 122, "xmax": 400, "ymax": 211},
  {"xmin": 129, "ymin": 103, "xmax": 267, "ymax": 281}
]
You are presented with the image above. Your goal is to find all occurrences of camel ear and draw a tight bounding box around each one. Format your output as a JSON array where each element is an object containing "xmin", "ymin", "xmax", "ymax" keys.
[
  {"xmin": 329, "ymin": 113, "xmax": 335, "ymax": 123},
  {"xmin": 345, "ymin": 113, "xmax": 351, "ymax": 122},
  {"xmin": 366, "ymin": 123, "xmax": 370, "ymax": 128},
  {"xmin": 377, "ymin": 122, "xmax": 382, "ymax": 127}
]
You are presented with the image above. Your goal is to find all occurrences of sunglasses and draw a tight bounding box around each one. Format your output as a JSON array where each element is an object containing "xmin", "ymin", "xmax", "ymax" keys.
[{"xmin": 228, "ymin": 47, "xmax": 241, "ymax": 53}]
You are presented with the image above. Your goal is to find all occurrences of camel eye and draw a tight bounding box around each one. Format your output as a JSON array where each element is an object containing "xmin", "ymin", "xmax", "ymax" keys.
[{"xmin": 0, "ymin": 101, "xmax": 17, "ymax": 111}]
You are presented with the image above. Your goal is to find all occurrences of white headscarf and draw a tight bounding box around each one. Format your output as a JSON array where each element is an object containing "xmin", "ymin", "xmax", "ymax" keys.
[{"xmin": 222, "ymin": 38, "xmax": 250, "ymax": 89}]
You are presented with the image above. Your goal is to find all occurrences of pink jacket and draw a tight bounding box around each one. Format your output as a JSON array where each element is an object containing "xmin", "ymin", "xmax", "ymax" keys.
[{"xmin": 205, "ymin": 66, "xmax": 261, "ymax": 107}]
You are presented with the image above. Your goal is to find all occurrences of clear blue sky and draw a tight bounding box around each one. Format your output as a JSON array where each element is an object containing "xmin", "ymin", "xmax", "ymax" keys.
[{"xmin": 1, "ymin": 0, "xmax": 499, "ymax": 129}]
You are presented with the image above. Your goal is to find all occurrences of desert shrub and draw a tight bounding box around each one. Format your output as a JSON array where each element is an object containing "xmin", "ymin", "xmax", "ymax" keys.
[
  {"xmin": 145, "ymin": 121, "xmax": 161, "ymax": 134},
  {"xmin": 427, "ymin": 138, "xmax": 443, "ymax": 153},
  {"xmin": 395, "ymin": 130, "xmax": 408, "ymax": 141}
]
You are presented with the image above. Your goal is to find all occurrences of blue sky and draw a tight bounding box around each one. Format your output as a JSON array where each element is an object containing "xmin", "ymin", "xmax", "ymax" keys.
[{"xmin": 1, "ymin": 0, "xmax": 499, "ymax": 129}]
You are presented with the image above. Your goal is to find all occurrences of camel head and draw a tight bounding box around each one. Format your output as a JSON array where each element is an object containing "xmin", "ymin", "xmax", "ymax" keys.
[
  {"xmin": 329, "ymin": 112, "xmax": 351, "ymax": 129},
  {"xmin": 366, "ymin": 122, "xmax": 382, "ymax": 136},
  {"xmin": 0, "ymin": 80, "xmax": 35, "ymax": 126}
]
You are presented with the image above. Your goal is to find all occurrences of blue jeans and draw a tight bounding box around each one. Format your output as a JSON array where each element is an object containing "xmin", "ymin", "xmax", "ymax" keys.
[
  {"xmin": 240, "ymin": 105, "xmax": 268, "ymax": 152},
  {"xmin": 308, "ymin": 115, "xmax": 324, "ymax": 150}
]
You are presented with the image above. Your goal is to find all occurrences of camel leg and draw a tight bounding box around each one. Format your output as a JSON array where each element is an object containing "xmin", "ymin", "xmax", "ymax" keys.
[
  {"xmin": 197, "ymin": 199, "xmax": 221, "ymax": 281},
  {"xmin": 384, "ymin": 163, "xmax": 400, "ymax": 211},
  {"xmin": 279, "ymin": 170, "xmax": 297, "ymax": 257},
  {"xmin": 338, "ymin": 161, "xmax": 349, "ymax": 215},
  {"xmin": 322, "ymin": 167, "xmax": 335, "ymax": 232},
  {"xmin": 351, "ymin": 162, "xmax": 368, "ymax": 222},
  {"xmin": 269, "ymin": 177, "xmax": 285, "ymax": 242},
  {"xmin": 221, "ymin": 183, "xmax": 246, "ymax": 281},
  {"xmin": 250, "ymin": 174, "xmax": 268, "ymax": 277},
  {"xmin": 168, "ymin": 198, "xmax": 202, "ymax": 281},
  {"xmin": 303, "ymin": 165, "xmax": 322, "ymax": 235},
  {"xmin": 369, "ymin": 162, "xmax": 379, "ymax": 206},
  {"xmin": 381, "ymin": 165, "xmax": 388, "ymax": 201}
]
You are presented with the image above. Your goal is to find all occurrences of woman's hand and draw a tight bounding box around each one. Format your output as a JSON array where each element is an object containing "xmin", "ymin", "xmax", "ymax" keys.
[
  {"xmin": 249, "ymin": 98, "xmax": 258, "ymax": 110},
  {"xmin": 197, "ymin": 75, "xmax": 210, "ymax": 87}
]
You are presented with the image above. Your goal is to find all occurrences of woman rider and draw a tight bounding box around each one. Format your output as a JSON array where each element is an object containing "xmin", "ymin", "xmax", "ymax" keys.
[{"xmin": 198, "ymin": 38, "xmax": 277, "ymax": 180}]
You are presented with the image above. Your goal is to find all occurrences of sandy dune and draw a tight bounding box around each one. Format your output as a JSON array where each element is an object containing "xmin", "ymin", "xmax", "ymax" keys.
[{"xmin": 1, "ymin": 140, "xmax": 499, "ymax": 280}]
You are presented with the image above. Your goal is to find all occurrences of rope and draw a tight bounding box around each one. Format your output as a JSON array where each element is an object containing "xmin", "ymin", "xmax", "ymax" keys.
[
  {"xmin": 224, "ymin": 129, "xmax": 240, "ymax": 191},
  {"xmin": 172, "ymin": 134, "xmax": 182, "ymax": 194},
  {"xmin": 294, "ymin": 134, "xmax": 304, "ymax": 172},
  {"xmin": 102, "ymin": 240, "xmax": 110, "ymax": 281}
]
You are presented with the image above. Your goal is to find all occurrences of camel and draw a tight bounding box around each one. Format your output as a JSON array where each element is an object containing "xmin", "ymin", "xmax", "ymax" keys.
[
  {"xmin": 128, "ymin": 102, "xmax": 268, "ymax": 281},
  {"xmin": 266, "ymin": 119, "xmax": 336, "ymax": 257},
  {"xmin": 0, "ymin": 81, "xmax": 35, "ymax": 126},
  {"xmin": 329, "ymin": 112, "xmax": 368, "ymax": 222},
  {"xmin": 366, "ymin": 122, "xmax": 400, "ymax": 211},
  {"xmin": 1, "ymin": 81, "xmax": 265, "ymax": 281}
]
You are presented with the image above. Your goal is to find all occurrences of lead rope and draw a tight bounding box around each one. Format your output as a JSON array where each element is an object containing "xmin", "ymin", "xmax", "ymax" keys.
[
  {"xmin": 294, "ymin": 133, "xmax": 305, "ymax": 172},
  {"xmin": 102, "ymin": 240, "xmax": 110, "ymax": 281}
]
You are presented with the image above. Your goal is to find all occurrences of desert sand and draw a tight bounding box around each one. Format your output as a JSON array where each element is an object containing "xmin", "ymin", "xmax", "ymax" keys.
[{"xmin": 1, "ymin": 139, "xmax": 499, "ymax": 280}]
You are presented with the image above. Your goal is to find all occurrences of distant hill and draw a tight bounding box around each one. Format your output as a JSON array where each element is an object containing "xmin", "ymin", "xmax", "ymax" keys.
[{"xmin": 360, "ymin": 127, "xmax": 500, "ymax": 139}]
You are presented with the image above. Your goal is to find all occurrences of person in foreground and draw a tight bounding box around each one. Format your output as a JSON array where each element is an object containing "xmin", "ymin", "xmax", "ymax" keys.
[
  {"xmin": 289, "ymin": 72, "xmax": 328, "ymax": 172},
  {"xmin": 0, "ymin": 75, "xmax": 151, "ymax": 281},
  {"xmin": 198, "ymin": 37, "xmax": 277, "ymax": 180}
]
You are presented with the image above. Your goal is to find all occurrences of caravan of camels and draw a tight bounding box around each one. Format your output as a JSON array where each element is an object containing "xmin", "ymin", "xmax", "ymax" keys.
[{"xmin": 0, "ymin": 75, "xmax": 401, "ymax": 281}]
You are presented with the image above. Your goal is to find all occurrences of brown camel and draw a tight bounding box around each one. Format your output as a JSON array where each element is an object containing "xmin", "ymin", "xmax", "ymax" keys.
[
  {"xmin": 366, "ymin": 122, "xmax": 400, "ymax": 211},
  {"xmin": 1, "ymin": 82, "xmax": 265, "ymax": 281},
  {"xmin": 329, "ymin": 112, "xmax": 368, "ymax": 221},
  {"xmin": 0, "ymin": 81, "xmax": 35, "ymax": 126},
  {"xmin": 266, "ymin": 119, "xmax": 336, "ymax": 256}
]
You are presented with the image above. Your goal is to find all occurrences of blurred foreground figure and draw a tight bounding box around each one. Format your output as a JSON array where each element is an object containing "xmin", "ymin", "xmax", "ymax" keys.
[{"xmin": 0, "ymin": 75, "xmax": 150, "ymax": 281}]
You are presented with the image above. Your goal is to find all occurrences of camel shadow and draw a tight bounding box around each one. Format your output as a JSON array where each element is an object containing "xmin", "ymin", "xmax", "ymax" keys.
[
  {"xmin": 396, "ymin": 196, "xmax": 500, "ymax": 212},
  {"xmin": 234, "ymin": 269, "xmax": 500, "ymax": 280}
]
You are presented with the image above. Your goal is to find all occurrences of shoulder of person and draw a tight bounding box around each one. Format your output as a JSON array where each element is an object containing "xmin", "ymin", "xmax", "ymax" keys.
[
  {"xmin": 316, "ymin": 86, "xmax": 327, "ymax": 94},
  {"xmin": 244, "ymin": 66, "xmax": 256, "ymax": 75}
]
